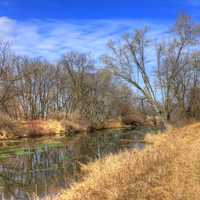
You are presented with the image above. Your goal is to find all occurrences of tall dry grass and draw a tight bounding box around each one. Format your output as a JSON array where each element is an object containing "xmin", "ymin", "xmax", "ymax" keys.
[
  {"xmin": 0, "ymin": 118, "xmax": 66, "ymax": 139},
  {"xmin": 55, "ymin": 123, "xmax": 200, "ymax": 200}
]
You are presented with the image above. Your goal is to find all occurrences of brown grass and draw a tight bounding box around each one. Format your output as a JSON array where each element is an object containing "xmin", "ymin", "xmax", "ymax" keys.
[
  {"xmin": 101, "ymin": 118, "xmax": 130, "ymax": 129},
  {"xmin": 0, "ymin": 115, "xmax": 19, "ymax": 139},
  {"xmin": 0, "ymin": 114, "xmax": 158, "ymax": 140},
  {"xmin": 0, "ymin": 119, "xmax": 65, "ymax": 139},
  {"xmin": 55, "ymin": 123, "xmax": 200, "ymax": 200},
  {"xmin": 19, "ymin": 120, "xmax": 65, "ymax": 137}
]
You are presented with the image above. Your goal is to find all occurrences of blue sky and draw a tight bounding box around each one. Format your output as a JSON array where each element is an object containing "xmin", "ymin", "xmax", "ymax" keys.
[
  {"xmin": 0, "ymin": 0, "xmax": 199, "ymax": 61},
  {"xmin": 1, "ymin": 0, "xmax": 199, "ymax": 20}
]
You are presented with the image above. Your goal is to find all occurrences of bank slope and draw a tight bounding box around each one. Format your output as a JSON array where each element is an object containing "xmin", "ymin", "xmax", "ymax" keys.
[{"xmin": 56, "ymin": 123, "xmax": 200, "ymax": 200}]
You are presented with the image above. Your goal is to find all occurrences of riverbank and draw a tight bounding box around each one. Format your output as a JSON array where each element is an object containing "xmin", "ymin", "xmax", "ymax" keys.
[
  {"xmin": 54, "ymin": 123, "xmax": 200, "ymax": 200},
  {"xmin": 0, "ymin": 115, "xmax": 156, "ymax": 140}
]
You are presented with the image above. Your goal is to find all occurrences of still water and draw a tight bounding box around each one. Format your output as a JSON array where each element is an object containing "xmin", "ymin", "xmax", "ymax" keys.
[{"xmin": 0, "ymin": 127, "xmax": 156, "ymax": 200}]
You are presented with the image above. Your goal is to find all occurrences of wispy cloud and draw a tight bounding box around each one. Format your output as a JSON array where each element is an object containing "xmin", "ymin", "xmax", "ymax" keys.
[{"xmin": 0, "ymin": 16, "xmax": 168, "ymax": 61}]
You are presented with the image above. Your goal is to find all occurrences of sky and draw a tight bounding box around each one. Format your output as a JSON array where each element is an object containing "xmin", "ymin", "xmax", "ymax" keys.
[{"xmin": 0, "ymin": 0, "xmax": 200, "ymax": 61}]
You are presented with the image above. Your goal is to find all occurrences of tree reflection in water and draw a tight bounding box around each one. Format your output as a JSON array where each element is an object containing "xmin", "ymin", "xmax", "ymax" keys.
[{"xmin": 0, "ymin": 128, "xmax": 153, "ymax": 200}]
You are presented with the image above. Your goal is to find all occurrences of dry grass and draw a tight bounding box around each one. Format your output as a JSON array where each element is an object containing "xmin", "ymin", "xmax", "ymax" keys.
[
  {"xmin": 101, "ymin": 118, "xmax": 130, "ymax": 129},
  {"xmin": 55, "ymin": 123, "xmax": 200, "ymax": 200},
  {"xmin": 0, "ymin": 119, "xmax": 65, "ymax": 139},
  {"xmin": 0, "ymin": 114, "xmax": 160, "ymax": 140},
  {"xmin": 19, "ymin": 120, "xmax": 65, "ymax": 137},
  {"xmin": 0, "ymin": 115, "xmax": 19, "ymax": 139},
  {"xmin": 62, "ymin": 120, "xmax": 89, "ymax": 133}
]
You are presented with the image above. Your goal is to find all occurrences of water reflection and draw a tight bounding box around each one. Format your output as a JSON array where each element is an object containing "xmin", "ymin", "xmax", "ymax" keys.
[{"xmin": 0, "ymin": 127, "xmax": 155, "ymax": 200}]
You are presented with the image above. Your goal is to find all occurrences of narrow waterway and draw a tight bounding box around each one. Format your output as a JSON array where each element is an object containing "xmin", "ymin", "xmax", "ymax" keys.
[{"xmin": 0, "ymin": 127, "xmax": 157, "ymax": 200}]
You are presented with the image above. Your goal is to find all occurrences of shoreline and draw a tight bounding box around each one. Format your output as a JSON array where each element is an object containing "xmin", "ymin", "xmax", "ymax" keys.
[{"xmin": 0, "ymin": 117, "xmax": 157, "ymax": 141}]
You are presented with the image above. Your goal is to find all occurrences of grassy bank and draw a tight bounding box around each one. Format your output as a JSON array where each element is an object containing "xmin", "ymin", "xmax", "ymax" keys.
[
  {"xmin": 54, "ymin": 123, "xmax": 200, "ymax": 200},
  {"xmin": 0, "ymin": 114, "xmax": 155, "ymax": 140},
  {"xmin": 0, "ymin": 119, "xmax": 65, "ymax": 140},
  {"xmin": 0, "ymin": 119, "xmax": 129, "ymax": 140}
]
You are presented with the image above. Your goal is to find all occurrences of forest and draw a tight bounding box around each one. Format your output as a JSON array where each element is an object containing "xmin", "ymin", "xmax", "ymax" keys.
[{"xmin": 0, "ymin": 14, "xmax": 200, "ymax": 127}]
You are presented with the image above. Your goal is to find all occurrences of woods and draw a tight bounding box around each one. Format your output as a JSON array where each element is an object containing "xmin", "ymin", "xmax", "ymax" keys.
[{"xmin": 0, "ymin": 14, "xmax": 200, "ymax": 126}]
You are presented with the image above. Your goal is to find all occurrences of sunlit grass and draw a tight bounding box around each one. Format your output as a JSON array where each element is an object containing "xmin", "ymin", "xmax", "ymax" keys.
[{"xmin": 53, "ymin": 123, "xmax": 200, "ymax": 200}]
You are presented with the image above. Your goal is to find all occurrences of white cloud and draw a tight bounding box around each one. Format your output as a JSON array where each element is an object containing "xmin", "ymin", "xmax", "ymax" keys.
[{"xmin": 0, "ymin": 16, "xmax": 168, "ymax": 62}]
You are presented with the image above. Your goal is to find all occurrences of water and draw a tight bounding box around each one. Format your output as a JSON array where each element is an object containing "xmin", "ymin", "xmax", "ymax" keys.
[{"xmin": 0, "ymin": 127, "xmax": 156, "ymax": 200}]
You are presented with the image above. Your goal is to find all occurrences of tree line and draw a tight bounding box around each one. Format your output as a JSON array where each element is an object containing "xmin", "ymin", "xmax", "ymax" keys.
[{"xmin": 0, "ymin": 14, "xmax": 200, "ymax": 125}]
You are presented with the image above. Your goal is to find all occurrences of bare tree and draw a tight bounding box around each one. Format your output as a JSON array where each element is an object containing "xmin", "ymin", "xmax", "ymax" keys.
[
  {"xmin": 102, "ymin": 27, "xmax": 166, "ymax": 124},
  {"xmin": 103, "ymin": 14, "xmax": 200, "ymax": 125},
  {"xmin": 156, "ymin": 14, "xmax": 200, "ymax": 120}
]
